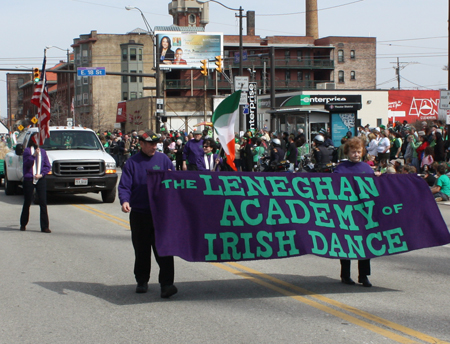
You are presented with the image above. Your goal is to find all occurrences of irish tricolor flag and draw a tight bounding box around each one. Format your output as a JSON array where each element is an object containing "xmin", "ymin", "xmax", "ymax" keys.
[{"xmin": 212, "ymin": 90, "xmax": 241, "ymax": 171}]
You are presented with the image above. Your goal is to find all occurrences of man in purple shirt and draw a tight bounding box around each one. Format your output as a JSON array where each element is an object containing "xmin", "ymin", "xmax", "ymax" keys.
[
  {"xmin": 182, "ymin": 128, "xmax": 204, "ymax": 171},
  {"xmin": 118, "ymin": 129, "xmax": 177, "ymax": 298},
  {"xmin": 20, "ymin": 139, "xmax": 52, "ymax": 233}
]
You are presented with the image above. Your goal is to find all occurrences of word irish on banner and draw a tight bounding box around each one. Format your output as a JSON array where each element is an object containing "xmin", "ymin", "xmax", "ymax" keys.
[{"xmin": 147, "ymin": 171, "xmax": 450, "ymax": 263}]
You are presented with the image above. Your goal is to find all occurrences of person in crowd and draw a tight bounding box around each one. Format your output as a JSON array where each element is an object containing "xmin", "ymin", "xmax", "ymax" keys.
[
  {"xmin": 431, "ymin": 164, "xmax": 450, "ymax": 202},
  {"xmin": 173, "ymin": 139, "xmax": 184, "ymax": 171},
  {"xmin": 122, "ymin": 134, "xmax": 131, "ymax": 166},
  {"xmin": 337, "ymin": 137, "xmax": 348, "ymax": 162},
  {"xmin": 20, "ymin": 138, "xmax": 52, "ymax": 233},
  {"xmin": 366, "ymin": 133, "xmax": 378, "ymax": 158},
  {"xmin": 199, "ymin": 138, "xmax": 222, "ymax": 171},
  {"xmin": 390, "ymin": 131, "xmax": 403, "ymax": 160},
  {"xmin": 421, "ymin": 168, "xmax": 437, "ymax": 187},
  {"xmin": 182, "ymin": 127, "xmax": 204, "ymax": 170},
  {"xmin": 159, "ymin": 36, "xmax": 174, "ymax": 64},
  {"xmin": 334, "ymin": 137, "xmax": 380, "ymax": 287},
  {"xmin": 267, "ymin": 138, "xmax": 285, "ymax": 171},
  {"xmin": 118, "ymin": 129, "xmax": 177, "ymax": 298},
  {"xmin": 312, "ymin": 134, "xmax": 331, "ymax": 171},
  {"xmin": 434, "ymin": 131, "xmax": 445, "ymax": 162},
  {"xmin": 242, "ymin": 135, "xmax": 254, "ymax": 172},
  {"xmin": 234, "ymin": 138, "xmax": 242, "ymax": 171},
  {"xmin": 286, "ymin": 136, "xmax": 298, "ymax": 171},
  {"xmin": 377, "ymin": 130, "xmax": 390, "ymax": 163},
  {"xmin": 421, "ymin": 146, "xmax": 434, "ymax": 171}
]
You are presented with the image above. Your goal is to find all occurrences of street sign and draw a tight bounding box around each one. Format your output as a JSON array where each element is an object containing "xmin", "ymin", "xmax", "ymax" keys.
[
  {"xmin": 156, "ymin": 98, "xmax": 164, "ymax": 114},
  {"xmin": 239, "ymin": 92, "xmax": 247, "ymax": 105},
  {"xmin": 31, "ymin": 116, "xmax": 38, "ymax": 124},
  {"xmin": 67, "ymin": 118, "xmax": 73, "ymax": 127},
  {"xmin": 234, "ymin": 51, "xmax": 248, "ymax": 64},
  {"xmin": 440, "ymin": 90, "xmax": 450, "ymax": 109},
  {"xmin": 235, "ymin": 76, "xmax": 249, "ymax": 92},
  {"xmin": 77, "ymin": 67, "xmax": 106, "ymax": 77}
]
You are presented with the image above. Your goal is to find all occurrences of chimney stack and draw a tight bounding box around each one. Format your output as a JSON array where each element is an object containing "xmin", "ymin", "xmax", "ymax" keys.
[
  {"xmin": 306, "ymin": 0, "xmax": 319, "ymax": 39},
  {"xmin": 247, "ymin": 11, "xmax": 255, "ymax": 36}
]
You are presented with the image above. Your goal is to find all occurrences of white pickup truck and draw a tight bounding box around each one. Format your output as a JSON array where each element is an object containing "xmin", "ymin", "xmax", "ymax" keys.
[{"xmin": 3, "ymin": 126, "xmax": 118, "ymax": 203}]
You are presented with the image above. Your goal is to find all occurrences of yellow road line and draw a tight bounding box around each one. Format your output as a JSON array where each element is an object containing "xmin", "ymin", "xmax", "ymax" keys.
[
  {"xmin": 71, "ymin": 204, "xmax": 130, "ymax": 229},
  {"xmin": 212, "ymin": 263, "xmax": 420, "ymax": 344},
  {"xmin": 225, "ymin": 262, "xmax": 449, "ymax": 344},
  {"xmin": 77, "ymin": 204, "xmax": 130, "ymax": 224}
]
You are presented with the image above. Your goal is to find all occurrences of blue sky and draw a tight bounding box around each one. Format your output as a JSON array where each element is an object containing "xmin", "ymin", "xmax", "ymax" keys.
[{"xmin": 0, "ymin": 0, "xmax": 447, "ymax": 120}]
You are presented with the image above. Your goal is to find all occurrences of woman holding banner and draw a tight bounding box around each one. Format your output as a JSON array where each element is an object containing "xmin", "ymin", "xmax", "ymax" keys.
[{"xmin": 334, "ymin": 137, "xmax": 380, "ymax": 287}]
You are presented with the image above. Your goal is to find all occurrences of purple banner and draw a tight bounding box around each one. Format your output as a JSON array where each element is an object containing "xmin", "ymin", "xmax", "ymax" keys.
[{"xmin": 147, "ymin": 171, "xmax": 450, "ymax": 262}]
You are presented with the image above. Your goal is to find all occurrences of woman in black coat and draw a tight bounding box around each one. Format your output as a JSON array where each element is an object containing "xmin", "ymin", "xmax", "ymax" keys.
[{"xmin": 434, "ymin": 131, "xmax": 445, "ymax": 162}]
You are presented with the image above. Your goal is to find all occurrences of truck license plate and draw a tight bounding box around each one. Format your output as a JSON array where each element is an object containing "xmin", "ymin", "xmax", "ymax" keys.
[{"xmin": 75, "ymin": 178, "xmax": 88, "ymax": 186}]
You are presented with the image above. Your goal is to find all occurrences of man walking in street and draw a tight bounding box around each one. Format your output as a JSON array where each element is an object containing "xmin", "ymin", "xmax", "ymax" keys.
[{"xmin": 118, "ymin": 129, "xmax": 177, "ymax": 298}]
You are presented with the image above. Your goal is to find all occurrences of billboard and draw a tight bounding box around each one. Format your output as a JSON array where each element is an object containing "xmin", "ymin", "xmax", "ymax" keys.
[
  {"xmin": 388, "ymin": 90, "xmax": 440, "ymax": 123},
  {"xmin": 155, "ymin": 32, "xmax": 223, "ymax": 70}
]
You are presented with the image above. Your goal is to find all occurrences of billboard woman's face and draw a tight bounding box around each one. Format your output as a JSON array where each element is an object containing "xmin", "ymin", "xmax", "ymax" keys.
[{"xmin": 162, "ymin": 37, "xmax": 169, "ymax": 49}]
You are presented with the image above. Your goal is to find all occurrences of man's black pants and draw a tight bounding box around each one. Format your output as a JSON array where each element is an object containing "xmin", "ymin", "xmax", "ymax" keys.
[
  {"xmin": 340, "ymin": 259, "xmax": 371, "ymax": 278},
  {"xmin": 130, "ymin": 210, "xmax": 174, "ymax": 286},
  {"xmin": 20, "ymin": 178, "xmax": 49, "ymax": 230}
]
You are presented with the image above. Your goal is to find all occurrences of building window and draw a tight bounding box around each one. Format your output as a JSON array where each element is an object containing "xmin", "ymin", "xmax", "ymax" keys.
[
  {"xmin": 130, "ymin": 92, "xmax": 137, "ymax": 100},
  {"xmin": 189, "ymin": 14, "xmax": 196, "ymax": 25},
  {"xmin": 338, "ymin": 70, "xmax": 345, "ymax": 83},
  {"xmin": 350, "ymin": 50, "xmax": 355, "ymax": 59},
  {"xmin": 350, "ymin": 71, "xmax": 356, "ymax": 80},
  {"xmin": 130, "ymin": 48, "xmax": 137, "ymax": 61},
  {"xmin": 338, "ymin": 50, "xmax": 344, "ymax": 62},
  {"xmin": 139, "ymin": 49, "xmax": 143, "ymax": 61},
  {"xmin": 82, "ymin": 50, "xmax": 88, "ymax": 64},
  {"xmin": 83, "ymin": 76, "xmax": 88, "ymax": 85},
  {"xmin": 139, "ymin": 70, "xmax": 143, "ymax": 83},
  {"xmin": 297, "ymin": 71, "xmax": 303, "ymax": 81},
  {"xmin": 122, "ymin": 70, "xmax": 127, "ymax": 83},
  {"xmin": 297, "ymin": 50, "xmax": 302, "ymax": 60},
  {"xmin": 83, "ymin": 93, "xmax": 89, "ymax": 105},
  {"xmin": 139, "ymin": 92, "xmax": 143, "ymax": 98},
  {"xmin": 76, "ymin": 75, "xmax": 81, "ymax": 86},
  {"xmin": 285, "ymin": 50, "xmax": 290, "ymax": 60},
  {"xmin": 123, "ymin": 92, "xmax": 128, "ymax": 101},
  {"xmin": 304, "ymin": 72, "xmax": 310, "ymax": 80},
  {"xmin": 77, "ymin": 94, "xmax": 81, "ymax": 106},
  {"xmin": 122, "ymin": 48, "xmax": 128, "ymax": 61},
  {"xmin": 285, "ymin": 70, "xmax": 291, "ymax": 81},
  {"xmin": 130, "ymin": 70, "xmax": 137, "ymax": 83}
]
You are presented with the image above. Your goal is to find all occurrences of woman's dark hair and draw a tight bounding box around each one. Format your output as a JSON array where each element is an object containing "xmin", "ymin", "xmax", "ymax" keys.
[
  {"xmin": 160, "ymin": 36, "xmax": 171, "ymax": 51},
  {"xmin": 203, "ymin": 138, "xmax": 217, "ymax": 152}
]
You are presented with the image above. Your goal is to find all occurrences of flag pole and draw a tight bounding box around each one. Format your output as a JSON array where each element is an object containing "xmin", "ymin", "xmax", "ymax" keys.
[{"xmin": 37, "ymin": 48, "xmax": 47, "ymax": 147}]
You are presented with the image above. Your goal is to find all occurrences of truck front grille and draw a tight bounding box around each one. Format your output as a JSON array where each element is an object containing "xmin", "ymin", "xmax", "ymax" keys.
[{"xmin": 53, "ymin": 160, "xmax": 104, "ymax": 176}]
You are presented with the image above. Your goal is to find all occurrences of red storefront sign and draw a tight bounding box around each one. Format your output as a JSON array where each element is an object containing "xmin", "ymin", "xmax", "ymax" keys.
[{"xmin": 388, "ymin": 90, "xmax": 440, "ymax": 123}]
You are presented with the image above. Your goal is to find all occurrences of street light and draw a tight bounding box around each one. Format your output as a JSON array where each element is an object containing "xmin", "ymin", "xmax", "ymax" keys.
[
  {"xmin": 46, "ymin": 46, "xmax": 71, "ymax": 122},
  {"xmin": 125, "ymin": 6, "xmax": 161, "ymax": 130},
  {"xmin": 197, "ymin": 0, "xmax": 244, "ymax": 131}
]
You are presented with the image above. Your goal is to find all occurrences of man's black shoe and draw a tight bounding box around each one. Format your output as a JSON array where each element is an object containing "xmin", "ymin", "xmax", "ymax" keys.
[
  {"xmin": 20, "ymin": 226, "xmax": 26, "ymax": 231},
  {"xmin": 341, "ymin": 277, "xmax": 356, "ymax": 285},
  {"xmin": 161, "ymin": 284, "xmax": 177, "ymax": 298},
  {"xmin": 136, "ymin": 282, "xmax": 148, "ymax": 293},
  {"xmin": 358, "ymin": 276, "xmax": 372, "ymax": 287}
]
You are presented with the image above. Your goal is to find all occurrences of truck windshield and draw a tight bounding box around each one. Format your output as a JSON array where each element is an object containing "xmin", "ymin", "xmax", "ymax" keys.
[{"xmin": 37, "ymin": 131, "xmax": 103, "ymax": 150}]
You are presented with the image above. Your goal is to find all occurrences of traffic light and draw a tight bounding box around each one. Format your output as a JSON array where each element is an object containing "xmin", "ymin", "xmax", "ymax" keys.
[
  {"xmin": 200, "ymin": 60, "xmax": 208, "ymax": 76},
  {"xmin": 33, "ymin": 68, "xmax": 40, "ymax": 83},
  {"xmin": 215, "ymin": 56, "xmax": 223, "ymax": 73}
]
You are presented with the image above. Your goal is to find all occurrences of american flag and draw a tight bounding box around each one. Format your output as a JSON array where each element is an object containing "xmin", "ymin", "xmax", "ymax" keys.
[{"xmin": 30, "ymin": 56, "xmax": 50, "ymax": 146}]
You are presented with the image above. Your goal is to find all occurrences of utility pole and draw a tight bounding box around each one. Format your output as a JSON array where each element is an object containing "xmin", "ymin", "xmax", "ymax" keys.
[{"xmin": 391, "ymin": 58, "xmax": 417, "ymax": 90}]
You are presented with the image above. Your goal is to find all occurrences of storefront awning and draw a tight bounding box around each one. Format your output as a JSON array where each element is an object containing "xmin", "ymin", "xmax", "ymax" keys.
[{"xmin": 266, "ymin": 107, "xmax": 329, "ymax": 114}]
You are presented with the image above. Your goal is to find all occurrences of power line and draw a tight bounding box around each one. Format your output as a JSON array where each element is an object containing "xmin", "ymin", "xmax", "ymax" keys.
[
  {"xmin": 378, "ymin": 36, "xmax": 447, "ymax": 43},
  {"xmin": 257, "ymin": 0, "xmax": 365, "ymax": 16}
]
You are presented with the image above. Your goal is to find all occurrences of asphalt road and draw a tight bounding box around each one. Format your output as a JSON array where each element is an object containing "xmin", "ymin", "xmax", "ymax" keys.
[{"xmin": 0, "ymin": 182, "xmax": 449, "ymax": 344}]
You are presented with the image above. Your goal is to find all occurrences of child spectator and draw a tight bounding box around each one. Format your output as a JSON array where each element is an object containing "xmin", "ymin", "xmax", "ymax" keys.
[{"xmin": 431, "ymin": 164, "xmax": 450, "ymax": 202}]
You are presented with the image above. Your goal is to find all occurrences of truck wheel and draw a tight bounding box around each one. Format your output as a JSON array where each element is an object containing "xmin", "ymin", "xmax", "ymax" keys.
[
  {"xmin": 101, "ymin": 187, "xmax": 116, "ymax": 203},
  {"xmin": 4, "ymin": 169, "xmax": 17, "ymax": 195}
]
